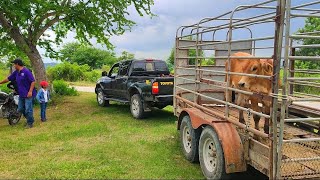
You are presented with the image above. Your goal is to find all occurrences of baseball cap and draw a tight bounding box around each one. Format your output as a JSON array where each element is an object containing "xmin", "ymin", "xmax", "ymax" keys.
[{"xmin": 11, "ymin": 59, "xmax": 24, "ymax": 66}]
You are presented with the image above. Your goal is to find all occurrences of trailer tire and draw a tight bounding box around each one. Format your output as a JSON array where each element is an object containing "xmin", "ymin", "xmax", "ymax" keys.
[
  {"xmin": 180, "ymin": 115, "xmax": 200, "ymax": 163},
  {"xmin": 199, "ymin": 126, "xmax": 227, "ymax": 180}
]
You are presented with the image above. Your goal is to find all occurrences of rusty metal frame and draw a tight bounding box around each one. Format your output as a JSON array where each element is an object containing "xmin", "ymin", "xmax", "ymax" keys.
[{"xmin": 174, "ymin": 0, "xmax": 320, "ymax": 179}]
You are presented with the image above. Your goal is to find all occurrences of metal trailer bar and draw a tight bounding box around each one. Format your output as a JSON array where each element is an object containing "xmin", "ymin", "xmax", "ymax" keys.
[
  {"xmin": 291, "ymin": 0, "xmax": 320, "ymax": 9},
  {"xmin": 296, "ymin": 31, "xmax": 320, "ymax": 35},
  {"xmin": 176, "ymin": 56, "xmax": 273, "ymax": 60},
  {"xmin": 284, "ymin": 117, "xmax": 320, "ymax": 123},
  {"xmin": 288, "ymin": 77, "xmax": 320, "ymax": 81},
  {"xmin": 291, "ymin": 13, "xmax": 320, "ymax": 18},
  {"xmin": 294, "ymin": 92, "xmax": 320, "ymax": 98},
  {"xmin": 271, "ymin": 0, "xmax": 286, "ymax": 178},
  {"xmin": 175, "ymin": 67, "xmax": 272, "ymax": 79},
  {"xmin": 290, "ymin": 35, "xmax": 320, "ymax": 39},
  {"xmin": 179, "ymin": 14, "xmax": 276, "ymax": 39},
  {"xmin": 282, "ymin": 157, "xmax": 320, "ymax": 163},
  {"xmin": 176, "ymin": 76, "xmax": 254, "ymax": 96},
  {"xmin": 203, "ymin": 11, "xmax": 276, "ymax": 34},
  {"xmin": 175, "ymin": 95, "xmax": 269, "ymax": 138},
  {"xmin": 175, "ymin": 86, "xmax": 271, "ymax": 119},
  {"xmin": 179, "ymin": 0, "xmax": 277, "ymax": 30},
  {"xmin": 276, "ymin": 0, "xmax": 291, "ymax": 178},
  {"xmin": 177, "ymin": 36, "xmax": 274, "ymax": 49},
  {"xmin": 289, "ymin": 97, "xmax": 320, "ymax": 101},
  {"xmin": 290, "ymin": 69, "xmax": 320, "ymax": 73},
  {"xmin": 288, "ymin": 56, "xmax": 320, "ymax": 61},
  {"xmin": 291, "ymin": 44, "xmax": 320, "ymax": 48},
  {"xmin": 283, "ymin": 137, "xmax": 320, "ymax": 143},
  {"xmin": 290, "ymin": 80, "xmax": 320, "ymax": 86}
]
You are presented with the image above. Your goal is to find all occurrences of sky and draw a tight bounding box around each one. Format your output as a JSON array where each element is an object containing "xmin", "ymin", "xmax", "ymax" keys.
[{"xmin": 43, "ymin": 0, "xmax": 307, "ymax": 63}]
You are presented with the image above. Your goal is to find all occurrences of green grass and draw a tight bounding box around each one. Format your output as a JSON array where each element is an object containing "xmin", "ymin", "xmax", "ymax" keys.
[{"xmin": 0, "ymin": 92, "xmax": 203, "ymax": 179}]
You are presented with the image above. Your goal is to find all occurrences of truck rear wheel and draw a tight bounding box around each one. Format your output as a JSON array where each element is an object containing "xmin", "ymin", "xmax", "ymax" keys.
[
  {"xmin": 97, "ymin": 89, "xmax": 109, "ymax": 107},
  {"xmin": 130, "ymin": 94, "xmax": 145, "ymax": 119},
  {"xmin": 199, "ymin": 126, "xmax": 226, "ymax": 179},
  {"xmin": 180, "ymin": 115, "xmax": 200, "ymax": 162}
]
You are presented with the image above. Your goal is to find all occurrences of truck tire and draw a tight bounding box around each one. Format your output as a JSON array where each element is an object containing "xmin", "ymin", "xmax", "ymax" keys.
[
  {"xmin": 96, "ymin": 88, "xmax": 109, "ymax": 107},
  {"xmin": 199, "ymin": 126, "xmax": 226, "ymax": 179},
  {"xmin": 130, "ymin": 94, "xmax": 145, "ymax": 119},
  {"xmin": 180, "ymin": 115, "xmax": 200, "ymax": 162}
]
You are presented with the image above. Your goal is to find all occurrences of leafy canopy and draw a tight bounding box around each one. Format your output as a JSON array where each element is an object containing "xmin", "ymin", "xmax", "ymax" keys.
[
  {"xmin": 58, "ymin": 42, "xmax": 117, "ymax": 69},
  {"xmin": 0, "ymin": 0, "xmax": 154, "ymax": 59}
]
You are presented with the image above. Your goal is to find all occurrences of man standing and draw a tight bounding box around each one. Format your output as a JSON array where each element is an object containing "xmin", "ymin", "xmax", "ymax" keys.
[{"xmin": 0, "ymin": 59, "xmax": 36, "ymax": 128}]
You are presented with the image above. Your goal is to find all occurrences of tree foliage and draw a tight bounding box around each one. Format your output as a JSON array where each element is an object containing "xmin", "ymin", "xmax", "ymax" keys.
[
  {"xmin": 0, "ymin": 0, "xmax": 154, "ymax": 83},
  {"xmin": 58, "ymin": 42, "xmax": 117, "ymax": 69},
  {"xmin": 296, "ymin": 17, "xmax": 320, "ymax": 69},
  {"xmin": 118, "ymin": 51, "xmax": 135, "ymax": 61}
]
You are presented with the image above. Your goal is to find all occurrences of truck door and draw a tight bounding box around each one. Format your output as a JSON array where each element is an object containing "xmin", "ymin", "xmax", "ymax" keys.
[
  {"xmin": 115, "ymin": 61, "xmax": 131, "ymax": 100},
  {"xmin": 107, "ymin": 63, "xmax": 120, "ymax": 98}
]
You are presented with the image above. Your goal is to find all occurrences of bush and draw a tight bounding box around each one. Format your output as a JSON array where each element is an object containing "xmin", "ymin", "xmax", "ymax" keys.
[
  {"xmin": 83, "ymin": 70, "xmax": 101, "ymax": 82},
  {"xmin": 52, "ymin": 80, "xmax": 79, "ymax": 96},
  {"xmin": 47, "ymin": 62, "xmax": 90, "ymax": 82}
]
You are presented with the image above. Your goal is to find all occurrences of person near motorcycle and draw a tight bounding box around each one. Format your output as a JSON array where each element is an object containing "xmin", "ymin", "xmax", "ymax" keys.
[{"xmin": 0, "ymin": 59, "xmax": 36, "ymax": 128}]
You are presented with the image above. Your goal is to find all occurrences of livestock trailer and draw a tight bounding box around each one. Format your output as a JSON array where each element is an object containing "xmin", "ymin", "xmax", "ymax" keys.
[{"xmin": 174, "ymin": 0, "xmax": 320, "ymax": 179}]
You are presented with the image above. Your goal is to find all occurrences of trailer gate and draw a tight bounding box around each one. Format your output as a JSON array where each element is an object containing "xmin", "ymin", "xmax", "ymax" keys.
[{"xmin": 174, "ymin": 0, "xmax": 320, "ymax": 179}]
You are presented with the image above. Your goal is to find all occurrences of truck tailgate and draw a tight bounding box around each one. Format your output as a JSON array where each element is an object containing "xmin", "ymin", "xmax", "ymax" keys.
[{"xmin": 154, "ymin": 77, "xmax": 174, "ymax": 96}]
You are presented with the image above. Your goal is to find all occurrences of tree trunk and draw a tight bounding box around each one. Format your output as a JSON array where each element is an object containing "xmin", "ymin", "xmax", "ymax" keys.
[{"xmin": 26, "ymin": 45, "xmax": 47, "ymax": 86}]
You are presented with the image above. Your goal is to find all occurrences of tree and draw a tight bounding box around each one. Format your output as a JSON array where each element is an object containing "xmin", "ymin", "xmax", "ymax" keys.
[
  {"xmin": 118, "ymin": 51, "xmax": 135, "ymax": 61},
  {"xmin": 296, "ymin": 17, "xmax": 320, "ymax": 69},
  {"xmin": 0, "ymin": 0, "xmax": 153, "ymax": 84},
  {"xmin": 59, "ymin": 42, "xmax": 117, "ymax": 69}
]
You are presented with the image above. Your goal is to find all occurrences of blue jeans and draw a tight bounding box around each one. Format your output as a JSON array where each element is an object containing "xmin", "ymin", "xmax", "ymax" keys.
[
  {"xmin": 18, "ymin": 97, "xmax": 35, "ymax": 125},
  {"xmin": 40, "ymin": 103, "xmax": 47, "ymax": 121}
]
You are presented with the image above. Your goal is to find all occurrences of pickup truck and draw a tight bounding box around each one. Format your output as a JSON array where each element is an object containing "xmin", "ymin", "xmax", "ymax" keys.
[{"xmin": 95, "ymin": 59, "xmax": 174, "ymax": 119}]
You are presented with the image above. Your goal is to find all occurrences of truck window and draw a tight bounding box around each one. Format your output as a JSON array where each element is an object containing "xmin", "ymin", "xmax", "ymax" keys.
[
  {"xmin": 119, "ymin": 62, "xmax": 130, "ymax": 76},
  {"xmin": 154, "ymin": 62, "xmax": 168, "ymax": 71},
  {"xmin": 132, "ymin": 61, "xmax": 168, "ymax": 72},
  {"xmin": 109, "ymin": 64, "xmax": 119, "ymax": 77},
  {"xmin": 146, "ymin": 62, "xmax": 155, "ymax": 71}
]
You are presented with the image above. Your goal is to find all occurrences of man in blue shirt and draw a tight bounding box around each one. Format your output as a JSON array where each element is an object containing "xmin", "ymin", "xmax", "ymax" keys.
[{"xmin": 0, "ymin": 59, "xmax": 36, "ymax": 128}]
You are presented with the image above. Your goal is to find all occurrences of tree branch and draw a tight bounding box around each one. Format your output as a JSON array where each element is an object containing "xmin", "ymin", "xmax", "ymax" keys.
[
  {"xmin": 35, "ymin": 16, "xmax": 64, "ymax": 41},
  {"xmin": 0, "ymin": 11, "xmax": 30, "ymax": 52}
]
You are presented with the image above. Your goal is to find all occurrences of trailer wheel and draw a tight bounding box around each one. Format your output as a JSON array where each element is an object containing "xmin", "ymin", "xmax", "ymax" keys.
[
  {"xmin": 199, "ymin": 126, "xmax": 226, "ymax": 179},
  {"xmin": 180, "ymin": 115, "xmax": 200, "ymax": 162}
]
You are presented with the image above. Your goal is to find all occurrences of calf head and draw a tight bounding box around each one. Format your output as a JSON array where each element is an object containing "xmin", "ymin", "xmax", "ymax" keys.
[{"xmin": 237, "ymin": 58, "xmax": 273, "ymax": 92}]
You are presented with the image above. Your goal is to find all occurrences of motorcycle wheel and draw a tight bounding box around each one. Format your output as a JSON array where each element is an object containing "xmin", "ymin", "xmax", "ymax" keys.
[{"xmin": 8, "ymin": 111, "xmax": 22, "ymax": 126}]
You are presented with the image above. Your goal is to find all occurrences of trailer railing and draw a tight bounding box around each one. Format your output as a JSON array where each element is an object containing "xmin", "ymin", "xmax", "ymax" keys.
[{"xmin": 174, "ymin": 0, "xmax": 320, "ymax": 179}]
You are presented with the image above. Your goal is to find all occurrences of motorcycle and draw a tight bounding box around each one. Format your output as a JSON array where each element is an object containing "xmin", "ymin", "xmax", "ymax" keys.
[{"xmin": 0, "ymin": 88, "xmax": 21, "ymax": 125}]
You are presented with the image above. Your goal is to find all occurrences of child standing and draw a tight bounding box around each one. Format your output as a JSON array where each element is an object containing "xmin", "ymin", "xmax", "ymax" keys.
[{"xmin": 36, "ymin": 81, "xmax": 50, "ymax": 122}]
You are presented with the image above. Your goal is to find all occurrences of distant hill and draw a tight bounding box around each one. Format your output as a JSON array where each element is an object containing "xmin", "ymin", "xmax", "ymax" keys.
[{"xmin": 44, "ymin": 62, "xmax": 58, "ymax": 69}]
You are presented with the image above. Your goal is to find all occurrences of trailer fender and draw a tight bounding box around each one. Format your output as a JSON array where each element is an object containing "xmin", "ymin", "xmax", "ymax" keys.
[{"xmin": 179, "ymin": 108, "xmax": 247, "ymax": 174}]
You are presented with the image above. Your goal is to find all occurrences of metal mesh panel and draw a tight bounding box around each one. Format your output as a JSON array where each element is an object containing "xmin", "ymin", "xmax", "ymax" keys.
[{"xmin": 281, "ymin": 141, "xmax": 320, "ymax": 178}]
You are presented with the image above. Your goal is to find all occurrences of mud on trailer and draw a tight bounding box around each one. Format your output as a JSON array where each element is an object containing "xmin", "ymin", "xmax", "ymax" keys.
[{"xmin": 174, "ymin": 0, "xmax": 320, "ymax": 179}]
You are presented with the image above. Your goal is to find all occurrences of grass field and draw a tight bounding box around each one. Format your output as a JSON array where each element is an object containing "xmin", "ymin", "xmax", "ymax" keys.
[
  {"xmin": 0, "ymin": 92, "xmax": 204, "ymax": 179},
  {"xmin": 67, "ymin": 81, "xmax": 96, "ymax": 87}
]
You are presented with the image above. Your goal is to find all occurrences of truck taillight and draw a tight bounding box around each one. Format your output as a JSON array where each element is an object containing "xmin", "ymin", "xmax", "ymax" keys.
[{"xmin": 152, "ymin": 82, "xmax": 159, "ymax": 94}]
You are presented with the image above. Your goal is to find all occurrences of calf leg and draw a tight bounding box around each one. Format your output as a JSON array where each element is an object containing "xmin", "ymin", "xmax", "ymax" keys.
[
  {"xmin": 263, "ymin": 105, "xmax": 271, "ymax": 134},
  {"xmin": 237, "ymin": 93, "xmax": 246, "ymax": 124}
]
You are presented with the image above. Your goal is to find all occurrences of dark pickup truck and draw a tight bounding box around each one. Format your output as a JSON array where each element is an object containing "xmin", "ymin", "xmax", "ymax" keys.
[{"xmin": 95, "ymin": 59, "xmax": 174, "ymax": 119}]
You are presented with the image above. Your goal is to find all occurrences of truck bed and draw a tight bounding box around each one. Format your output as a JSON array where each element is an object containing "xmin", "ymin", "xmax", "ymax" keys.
[{"xmin": 202, "ymin": 105, "xmax": 320, "ymax": 179}]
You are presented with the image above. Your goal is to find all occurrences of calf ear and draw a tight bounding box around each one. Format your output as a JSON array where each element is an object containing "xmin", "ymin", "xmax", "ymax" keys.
[{"xmin": 262, "ymin": 62, "xmax": 273, "ymax": 74}]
